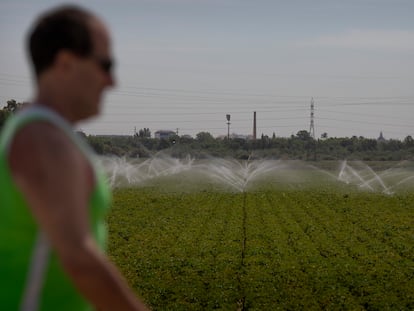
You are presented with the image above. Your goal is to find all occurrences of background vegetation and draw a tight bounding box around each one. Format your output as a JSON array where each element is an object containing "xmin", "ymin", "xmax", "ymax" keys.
[
  {"xmin": 2, "ymin": 99, "xmax": 413, "ymax": 161},
  {"xmin": 86, "ymin": 131, "xmax": 414, "ymax": 162}
]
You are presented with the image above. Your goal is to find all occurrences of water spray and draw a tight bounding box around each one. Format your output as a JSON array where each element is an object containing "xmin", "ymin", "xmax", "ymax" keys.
[{"xmin": 98, "ymin": 155, "xmax": 414, "ymax": 194}]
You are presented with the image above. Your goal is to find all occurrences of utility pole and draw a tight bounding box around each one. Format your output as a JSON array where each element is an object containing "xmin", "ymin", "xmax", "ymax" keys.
[
  {"xmin": 309, "ymin": 97, "xmax": 315, "ymax": 139},
  {"xmin": 253, "ymin": 111, "xmax": 257, "ymax": 140},
  {"xmin": 226, "ymin": 114, "xmax": 231, "ymax": 139}
]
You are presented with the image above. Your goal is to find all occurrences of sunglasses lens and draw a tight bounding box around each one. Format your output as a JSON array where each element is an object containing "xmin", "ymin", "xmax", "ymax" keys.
[
  {"xmin": 101, "ymin": 59, "xmax": 112, "ymax": 73},
  {"xmin": 92, "ymin": 55, "xmax": 113, "ymax": 73}
]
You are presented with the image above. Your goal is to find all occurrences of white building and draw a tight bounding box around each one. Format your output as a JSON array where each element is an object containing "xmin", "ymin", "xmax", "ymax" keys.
[{"xmin": 154, "ymin": 130, "xmax": 176, "ymax": 139}]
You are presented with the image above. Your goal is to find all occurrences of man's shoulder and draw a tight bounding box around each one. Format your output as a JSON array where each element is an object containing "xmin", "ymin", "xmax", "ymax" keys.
[
  {"xmin": 14, "ymin": 121, "xmax": 74, "ymax": 153},
  {"xmin": 9, "ymin": 120, "xmax": 95, "ymax": 195},
  {"xmin": 9, "ymin": 121, "xmax": 87, "ymax": 173}
]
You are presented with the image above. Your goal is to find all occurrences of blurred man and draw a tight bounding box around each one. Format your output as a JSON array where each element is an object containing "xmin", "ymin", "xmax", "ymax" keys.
[{"xmin": 0, "ymin": 5, "xmax": 149, "ymax": 311}]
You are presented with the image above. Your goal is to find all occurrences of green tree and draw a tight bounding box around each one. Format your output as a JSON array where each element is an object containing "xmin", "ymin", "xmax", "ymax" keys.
[
  {"xmin": 5, "ymin": 99, "xmax": 19, "ymax": 112},
  {"xmin": 0, "ymin": 109, "xmax": 9, "ymax": 128},
  {"xmin": 0, "ymin": 99, "xmax": 26, "ymax": 128},
  {"xmin": 404, "ymin": 135, "xmax": 413, "ymax": 147},
  {"xmin": 296, "ymin": 130, "xmax": 312, "ymax": 141},
  {"xmin": 137, "ymin": 128, "xmax": 151, "ymax": 138},
  {"xmin": 87, "ymin": 135, "xmax": 105, "ymax": 154},
  {"xmin": 196, "ymin": 131, "xmax": 214, "ymax": 143}
]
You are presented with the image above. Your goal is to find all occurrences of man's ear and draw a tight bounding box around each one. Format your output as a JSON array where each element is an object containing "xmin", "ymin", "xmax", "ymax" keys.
[{"xmin": 53, "ymin": 50, "xmax": 77, "ymax": 75}]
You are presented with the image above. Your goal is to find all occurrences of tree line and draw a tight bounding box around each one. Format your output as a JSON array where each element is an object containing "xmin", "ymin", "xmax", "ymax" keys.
[
  {"xmin": 1, "ymin": 100, "xmax": 413, "ymax": 161},
  {"xmin": 86, "ymin": 130, "xmax": 414, "ymax": 161}
]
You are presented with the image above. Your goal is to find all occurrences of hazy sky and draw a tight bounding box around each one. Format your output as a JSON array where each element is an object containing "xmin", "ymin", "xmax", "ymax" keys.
[{"xmin": 1, "ymin": 0, "xmax": 413, "ymax": 139}]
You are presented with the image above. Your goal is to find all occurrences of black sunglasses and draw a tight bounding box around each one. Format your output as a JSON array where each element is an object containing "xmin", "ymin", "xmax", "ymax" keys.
[{"xmin": 92, "ymin": 55, "xmax": 114, "ymax": 74}]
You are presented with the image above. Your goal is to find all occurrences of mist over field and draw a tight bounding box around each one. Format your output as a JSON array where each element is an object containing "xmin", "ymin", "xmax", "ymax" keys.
[{"xmin": 99, "ymin": 155, "xmax": 414, "ymax": 194}]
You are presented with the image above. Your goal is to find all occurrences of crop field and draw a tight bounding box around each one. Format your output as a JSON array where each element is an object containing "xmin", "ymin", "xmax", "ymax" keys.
[{"xmin": 106, "ymin": 178, "xmax": 414, "ymax": 310}]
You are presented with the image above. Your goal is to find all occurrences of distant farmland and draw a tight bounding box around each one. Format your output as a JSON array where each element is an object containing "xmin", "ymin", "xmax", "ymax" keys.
[{"xmin": 107, "ymin": 183, "xmax": 414, "ymax": 310}]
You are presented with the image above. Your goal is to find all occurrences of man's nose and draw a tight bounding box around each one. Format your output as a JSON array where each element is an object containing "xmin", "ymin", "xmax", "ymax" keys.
[{"xmin": 106, "ymin": 72, "xmax": 115, "ymax": 87}]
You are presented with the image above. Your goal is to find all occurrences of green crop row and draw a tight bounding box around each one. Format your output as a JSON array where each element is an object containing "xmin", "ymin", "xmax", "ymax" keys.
[{"xmin": 107, "ymin": 186, "xmax": 414, "ymax": 310}]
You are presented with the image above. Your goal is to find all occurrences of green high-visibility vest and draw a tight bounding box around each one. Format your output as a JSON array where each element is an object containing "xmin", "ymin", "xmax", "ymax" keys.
[{"xmin": 0, "ymin": 106, "xmax": 111, "ymax": 310}]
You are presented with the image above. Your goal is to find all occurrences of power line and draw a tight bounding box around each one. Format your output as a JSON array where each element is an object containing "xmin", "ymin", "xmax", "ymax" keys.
[{"xmin": 1, "ymin": 74, "xmax": 414, "ymax": 101}]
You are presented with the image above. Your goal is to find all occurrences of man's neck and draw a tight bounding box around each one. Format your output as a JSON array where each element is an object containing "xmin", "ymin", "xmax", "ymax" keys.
[{"xmin": 34, "ymin": 92, "xmax": 77, "ymax": 125}]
